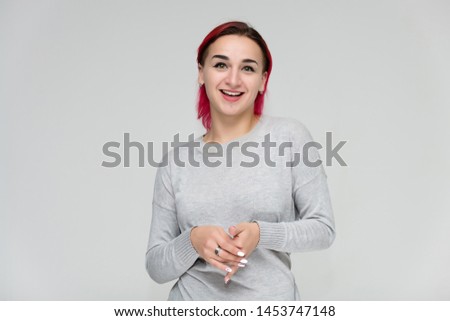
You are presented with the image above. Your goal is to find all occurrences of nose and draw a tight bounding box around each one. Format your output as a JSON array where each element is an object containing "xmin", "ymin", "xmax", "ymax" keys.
[{"xmin": 225, "ymin": 67, "xmax": 241, "ymax": 88}]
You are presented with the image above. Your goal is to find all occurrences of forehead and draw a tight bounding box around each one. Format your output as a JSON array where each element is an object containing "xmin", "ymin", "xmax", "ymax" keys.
[{"xmin": 207, "ymin": 35, "xmax": 263, "ymax": 62}]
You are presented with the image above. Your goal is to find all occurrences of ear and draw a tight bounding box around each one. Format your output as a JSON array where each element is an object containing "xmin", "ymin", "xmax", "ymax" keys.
[
  {"xmin": 198, "ymin": 63, "xmax": 204, "ymax": 86},
  {"xmin": 259, "ymin": 71, "xmax": 268, "ymax": 92}
]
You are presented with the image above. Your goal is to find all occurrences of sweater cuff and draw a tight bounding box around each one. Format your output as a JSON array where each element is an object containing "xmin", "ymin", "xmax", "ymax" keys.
[
  {"xmin": 173, "ymin": 228, "xmax": 199, "ymax": 266},
  {"xmin": 255, "ymin": 221, "xmax": 287, "ymax": 250}
]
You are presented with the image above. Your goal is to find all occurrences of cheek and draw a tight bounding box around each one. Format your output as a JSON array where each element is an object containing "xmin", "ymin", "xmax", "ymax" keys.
[
  {"xmin": 203, "ymin": 73, "xmax": 221, "ymax": 89},
  {"xmin": 204, "ymin": 79, "xmax": 220, "ymax": 102},
  {"xmin": 247, "ymin": 78, "xmax": 263, "ymax": 94},
  {"xmin": 205, "ymin": 87, "xmax": 215, "ymax": 101}
]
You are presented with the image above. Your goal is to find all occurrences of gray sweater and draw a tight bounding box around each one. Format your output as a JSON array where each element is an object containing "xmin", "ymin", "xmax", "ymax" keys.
[{"xmin": 145, "ymin": 114, "xmax": 335, "ymax": 300}]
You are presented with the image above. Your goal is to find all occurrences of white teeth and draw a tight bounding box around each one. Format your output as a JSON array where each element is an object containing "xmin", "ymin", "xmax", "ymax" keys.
[{"xmin": 222, "ymin": 90, "xmax": 242, "ymax": 97}]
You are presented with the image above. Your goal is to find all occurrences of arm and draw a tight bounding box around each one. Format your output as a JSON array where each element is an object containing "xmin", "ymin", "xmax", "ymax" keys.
[
  {"xmin": 225, "ymin": 121, "xmax": 335, "ymax": 281},
  {"xmin": 255, "ymin": 120, "xmax": 336, "ymax": 252},
  {"xmin": 226, "ymin": 172, "xmax": 334, "ymax": 281},
  {"xmin": 145, "ymin": 159, "xmax": 199, "ymax": 284},
  {"xmin": 145, "ymin": 156, "xmax": 245, "ymax": 283},
  {"xmin": 256, "ymin": 172, "xmax": 336, "ymax": 252}
]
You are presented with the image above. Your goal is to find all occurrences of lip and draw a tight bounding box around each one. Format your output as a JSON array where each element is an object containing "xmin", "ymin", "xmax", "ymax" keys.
[{"xmin": 220, "ymin": 89, "xmax": 244, "ymax": 102}]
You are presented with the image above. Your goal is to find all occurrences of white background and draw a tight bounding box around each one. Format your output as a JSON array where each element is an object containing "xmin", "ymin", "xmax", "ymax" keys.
[{"xmin": 1, "ymin": 0, "xmax": 449, "ymax": 300}]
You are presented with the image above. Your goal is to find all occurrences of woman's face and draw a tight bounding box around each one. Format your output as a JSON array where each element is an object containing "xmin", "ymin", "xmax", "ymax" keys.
[{"xmin": 198, "ymin": 35, "xmax": 267, "ymax": 119}]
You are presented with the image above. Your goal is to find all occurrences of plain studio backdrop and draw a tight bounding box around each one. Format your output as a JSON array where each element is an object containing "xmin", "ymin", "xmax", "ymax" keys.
[{"xmin": 1, "ymin": 0, "xmax": 449, "ymax": 300}]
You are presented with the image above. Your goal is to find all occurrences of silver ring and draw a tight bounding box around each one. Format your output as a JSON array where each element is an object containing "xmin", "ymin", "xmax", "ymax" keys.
[{"xmin": 214, "ymin": 246, "xmax": 221, "ymax": 256}]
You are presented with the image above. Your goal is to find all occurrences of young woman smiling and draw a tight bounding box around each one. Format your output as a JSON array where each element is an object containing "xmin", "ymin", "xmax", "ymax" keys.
[{"xmin": 146, "ymin": 21, "xmax": 335, "ymax": 300}]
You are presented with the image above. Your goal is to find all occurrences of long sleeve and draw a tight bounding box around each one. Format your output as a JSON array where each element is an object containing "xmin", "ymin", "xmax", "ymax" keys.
[
  {"xmin": 144, "ymin": 115, "xmax": 334, "ymax": 300},
  {"xmin": 145, "ymin": 156, "xmax": 199, "ymax": 284},
  {"xmin": 255, "ymin": 120, "xmax": 336, "ymax": 252}
]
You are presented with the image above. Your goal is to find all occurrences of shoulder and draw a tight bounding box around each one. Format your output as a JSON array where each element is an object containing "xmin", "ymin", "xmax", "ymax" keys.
[{"xmin": 263, "ymin": 114, "xmax": 314, "ymax": 142}]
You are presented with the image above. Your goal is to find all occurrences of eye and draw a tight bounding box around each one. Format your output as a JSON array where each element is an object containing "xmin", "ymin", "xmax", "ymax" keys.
[
  {"xmin": 242, "ymin": 66, "xmax": 255, "ymax": 72},
  {"xmin": 213, "ymin": 62, "xmax": 227, "ymax": 69}
]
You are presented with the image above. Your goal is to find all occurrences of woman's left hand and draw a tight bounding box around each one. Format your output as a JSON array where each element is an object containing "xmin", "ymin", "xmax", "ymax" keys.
[{"xmin": 224, "ymin": 222, "xmax": 260, "ymax": 284}]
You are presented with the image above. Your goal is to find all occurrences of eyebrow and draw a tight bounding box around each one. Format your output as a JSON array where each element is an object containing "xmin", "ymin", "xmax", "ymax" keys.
[{"xmin": 211, "ymin": 54, "xmax": 258, "ymax": 65}]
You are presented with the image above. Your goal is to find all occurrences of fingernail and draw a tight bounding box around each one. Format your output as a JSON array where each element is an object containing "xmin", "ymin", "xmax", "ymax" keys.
[
  {"xmin": 225, "ymin": 277, "xmax": 231, "ymax": 285},
  {"xmin": 237, "ymin": 251, "xmax": 245, "ymax": 257},
  {"xmin": 238, "ymin": 263, "xmax": 246, "ymax": 268},
  {"xmin": 240, "ymin": 259, "xmax": 248, "ymax": 264},
  {"xmin": 225, "ymin": 267, "xmax": 232, "ymax": 273}
]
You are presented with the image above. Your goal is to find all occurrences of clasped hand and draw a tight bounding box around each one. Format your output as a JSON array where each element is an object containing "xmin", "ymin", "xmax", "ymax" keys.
[{"xmin": 190, "ymin": 222, "xmax": 260, "ymax": 284}]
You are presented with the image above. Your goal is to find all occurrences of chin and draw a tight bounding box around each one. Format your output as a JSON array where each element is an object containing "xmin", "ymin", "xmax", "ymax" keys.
[
  {"xmin": 215, "ymin": 102, "xmax": 253, "ymax": 116},
  {"xmin": 217, "ymin": 108, "xmax": 251, "ymax": 118}
]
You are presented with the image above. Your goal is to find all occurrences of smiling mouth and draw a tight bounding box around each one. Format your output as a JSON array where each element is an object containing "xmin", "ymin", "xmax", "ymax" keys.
[{"xmin": 220, "ymin": 89, "xmax": 244, "ymax": 97}]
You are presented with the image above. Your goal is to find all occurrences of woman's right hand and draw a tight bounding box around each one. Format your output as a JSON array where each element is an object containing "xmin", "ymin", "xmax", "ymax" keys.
[{"xmin": 190, "ymin": 225, "xmax": 247, "ymax": 275}]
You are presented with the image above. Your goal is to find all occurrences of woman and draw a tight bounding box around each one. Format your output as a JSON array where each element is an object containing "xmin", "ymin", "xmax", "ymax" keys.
[{"xmin": 146, "ymin": 21, "xmax": 335, "ymax": 300}]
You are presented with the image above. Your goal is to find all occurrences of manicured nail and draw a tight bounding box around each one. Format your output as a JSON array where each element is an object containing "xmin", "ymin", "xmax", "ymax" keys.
[
  {"xmin": 225, "ymin": 267, "xmax": 232, "ymax": 273},
  {"xmin": 238, "ymin": 263, "xmax": 246, "ymax": 268},
  {"xmin": 240, "ymin": 259, "xmax": 248, "ymax": 264},
  {"xmin": 225, "ymin": 277, "xmax": 231, "ymax": 285},
  {"xmin": 237, "ymin": 251, "xmax": 245, "ymax": 257}
]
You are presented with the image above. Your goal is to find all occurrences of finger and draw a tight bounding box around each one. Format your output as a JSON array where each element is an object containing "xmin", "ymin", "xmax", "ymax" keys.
[
  {"xmin": 230, "ymin": 224, "xmax": 245, "ymax": 236},
  {"xmin": 224, "ymin": 267, "xmax": 238, "ymax": 284},
  {"xmin": 212, "ymin": 249, "xmax": 249, "ymax": 270},
  {"xmin": 214, "ymin": 246, "xmax": 246, "ymax": 264},
  {"xmin": 231, "ymin": 235, "xmax": 245, "ymax": 249},
  {"xmin": 228, "ymin": 225, "xmax": 238, "ymax": 237},
  {"xmin": 212, "ymin": 230, "xmax": 243, "ymax": 255},
  {"xmin": 218, "ymin": 240, "xmax": 246, "ymax": 258},
  {"xmin": 224, "ymin": 263, "xmax": 246, "ymax": 284},
  {"xmin": 207, "ymin": 258, "xmax": 233, "ymax": 274}
]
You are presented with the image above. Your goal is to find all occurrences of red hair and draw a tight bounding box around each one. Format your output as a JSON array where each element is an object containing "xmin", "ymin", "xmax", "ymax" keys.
[{"xmin": 196, "ymin": 21, "xmax": 273, "ymax": 130}]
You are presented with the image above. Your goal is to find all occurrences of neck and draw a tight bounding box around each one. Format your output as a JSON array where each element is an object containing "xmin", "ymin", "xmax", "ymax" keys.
[{"xmin": 203, "ymin": 111, "xmax": 260, "ymax": 144}]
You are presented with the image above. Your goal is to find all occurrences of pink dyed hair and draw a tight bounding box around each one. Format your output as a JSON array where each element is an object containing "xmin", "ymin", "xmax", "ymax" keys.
[{"xmin": 196, "ymin": 21, "xmax": 273, "ymax": 130}]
